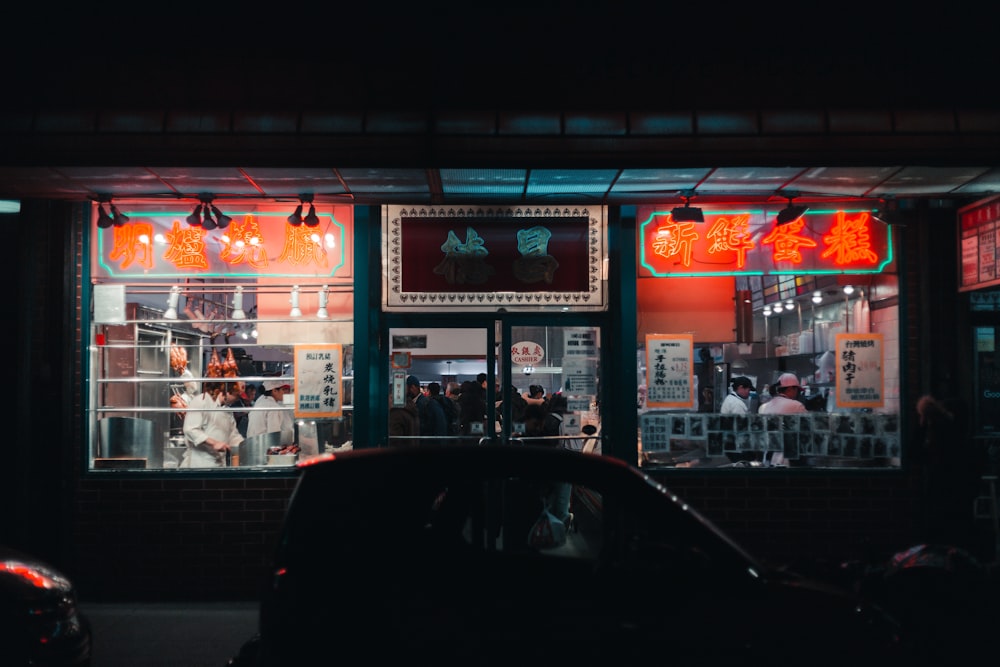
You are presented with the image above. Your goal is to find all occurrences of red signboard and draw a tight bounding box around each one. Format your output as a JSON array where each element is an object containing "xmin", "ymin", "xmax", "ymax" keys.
[
  {"xmin": 385, "ymin": 205, "xmax": 607, "ymax": 311},
  {"xmin": 637, "ymin": 205, "xmax": 892, "ymax": 277},
  {"xmin": 93, "ymin": 202, "xmax": 353, "ymax": 280}
]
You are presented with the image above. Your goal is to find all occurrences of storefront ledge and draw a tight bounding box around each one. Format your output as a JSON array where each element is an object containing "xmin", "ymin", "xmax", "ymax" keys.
[
  {"xmin": 300, "ymin": 111, "xmax": 366, "ymax": 134},
  {"xmin": 365, "ymin": 110, "xmax": 431, "ymax": 134},
  {"xmin": 957, "ymin": 110, "xmax": 1000, "ymax": 133},
  {"xmin": 232, "ymin": 111, "xmax": 300, "ymax": 134},
  {"xmin": 97, "ymin": 110, "xmax": 167, "ymax": 133},
  {"xmin": 565, "ymin": 112, "xmax": 629, "ymax": 136},
  {"xmin": 693, "ymin": 111, "xmax": 760, "ymax": 136},
  {"xmin": 892, "ymin": 110, "xmax": 959, "ymax": 134},
  {"xmin": 827, "ymin": 110, "xmax": 894, "ymax": 134},
  {"xmin": 164, "ymin": 111, "xmax": 234, "ymax": 134},
  {"xmin": 497, "ymin": 111, "xmax": 563, "ymax": 135},
  {"xmin": 434, "ymin": 110, "xmax": 500, "ymax": 135},
  {"xmin": 33, "ymin": 110, "xmax": 99, "ymax": 133},
  {"xmin": 629, "ymin": 111, "xmax": 694, "ymax": 136},
  {"xmin": 83, "ymin": 467, "xmax": 302, "ymax": 479},
  {"xmin": 759, "ymin": 110, "xmax": 827, "ymax": 135}
]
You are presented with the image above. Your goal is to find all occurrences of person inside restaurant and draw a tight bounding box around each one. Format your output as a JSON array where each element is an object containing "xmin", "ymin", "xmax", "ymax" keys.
[
  {"xmin": 181, "ymin": 380, "xmax": 244, "ymax": 468},
  {"xmin": 246, "ymin": 379, "xmax": 295, "ymax": 446}
]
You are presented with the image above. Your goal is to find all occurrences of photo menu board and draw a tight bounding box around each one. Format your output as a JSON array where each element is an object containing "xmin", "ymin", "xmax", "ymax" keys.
[{"xmin": 959, "ymin": 196, "xmax": 1000, "ymax": 292}]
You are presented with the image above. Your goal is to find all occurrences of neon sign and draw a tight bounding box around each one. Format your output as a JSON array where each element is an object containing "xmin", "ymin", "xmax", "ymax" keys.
[
  {"xmin": 638, "ymin": 205, "xmax": 892, "ymax": 277},
  {"xmin": 94, "ymin": 204, "xmax": 352, "ymax": 279}
]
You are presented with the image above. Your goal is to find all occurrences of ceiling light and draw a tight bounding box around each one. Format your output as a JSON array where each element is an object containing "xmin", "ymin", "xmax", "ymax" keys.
[
  {"xmin": 762, "ymin": 307, "xmax": 772, "ymax": 317},
  {"xmin": 186, "ymin": 203, "xmax": 203, "ymax": 226},
  {"xmin": 211, "ymin": 204, "xmax": 232, "ymax": 229},
  {"xmin": 201, "ymin": 204, "xmax": 217, "ymax": 230},
  {"xmin": 670, "ymin": 195, "xmax": 704, "ymax": 223},
  {"xmin": 775, "ymin": 193, "xmax": 808, "ymax": 225},
  {"xmin": 287, "ymin": 203, "xmax": 303, "ymax": 226},
  {"xmin": 812, "ymin": 290, "xmax": 822, "ymax": 304},
  {"xmin": 843, "ymin": 284, "xmax": 855, "ymax": 295},
  {"xmin": 96, "ymin": 202, "xmax": 114, "ymax": 229},
  {"xmin": 303, "ymin": 202, "xmax": 320, "ymax": 227},
  {"xmin": 773, "ymin": 303, "xmax": 783, "ymax": 313},
  {"xmin": 107, "ymin": 203, "xmax": 128, "ymax": 226}
]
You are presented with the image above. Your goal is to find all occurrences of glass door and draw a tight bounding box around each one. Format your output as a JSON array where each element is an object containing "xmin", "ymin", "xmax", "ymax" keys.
[{"xmin": 386, "ymin": 321, "xmax": 604, "ymax": 453}]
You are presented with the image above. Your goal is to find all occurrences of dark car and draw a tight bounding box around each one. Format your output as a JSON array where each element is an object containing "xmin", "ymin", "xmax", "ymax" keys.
[
  {"xmin": 0, "ymin": 545, "xmax": 92, "ymax": 666},
  {"xmin": 228, "ymin": 444, "xmax": 909, "ymax": 666}
]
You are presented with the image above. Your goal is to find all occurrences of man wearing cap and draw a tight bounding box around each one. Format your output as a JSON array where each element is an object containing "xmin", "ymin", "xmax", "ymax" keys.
[
  {"xmin": 246, "ymin": 379, "xmax": 296, "ymax": 445},
  {"xmin": 758, "ymin": 372, "xmax": 808, "ymax": 415},
  {"xmin": 720, "ymin": 376, "xmax": 755, "ymax": 415}
]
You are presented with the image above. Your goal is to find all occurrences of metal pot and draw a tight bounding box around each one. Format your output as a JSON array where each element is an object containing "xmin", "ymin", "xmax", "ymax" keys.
[{"xmin": 240, "ymin": 431, "xmax": 282, "ymax": 467}]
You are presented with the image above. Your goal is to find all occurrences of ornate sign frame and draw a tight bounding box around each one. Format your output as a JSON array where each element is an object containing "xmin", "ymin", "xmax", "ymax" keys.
[{"xmin": 383, "ymin": 205, "xmax": 607, "ymax": 312}]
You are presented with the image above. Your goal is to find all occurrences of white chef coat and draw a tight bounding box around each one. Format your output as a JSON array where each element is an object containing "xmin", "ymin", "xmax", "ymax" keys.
[
  {"xmin": 182, "ymin": 391, "xmax": 243, "ymax": 468},
  {"xmin": 245, "ymin": 394, "xmax": 295, "ymax": 445}
]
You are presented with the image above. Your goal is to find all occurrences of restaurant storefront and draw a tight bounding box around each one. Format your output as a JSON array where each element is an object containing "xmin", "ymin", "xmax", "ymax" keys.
[
  {"xmin": 85, "ymin": 198, "xmax": 906, "ymax": 473},
  {"xmin": 9, "ymin": 190, "xmax": 988, "ymax": 599}
]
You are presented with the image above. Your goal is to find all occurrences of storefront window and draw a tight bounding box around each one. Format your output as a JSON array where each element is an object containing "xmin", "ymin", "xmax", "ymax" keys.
[
  {"xmin": 87, "ymin": 201, "xmax": 354, "ymax": 471},
  {"xmin": 634, "ymin": 203, "xmax": 901, "ymax": 470}
]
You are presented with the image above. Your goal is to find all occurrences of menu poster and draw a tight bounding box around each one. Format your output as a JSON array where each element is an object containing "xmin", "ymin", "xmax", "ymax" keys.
[
  {"xmin": 835, "ymin": 333, "xmax": 884, "ymax": 409},
  {"xmin": 645, "ymin": 334, "xmax": 695, "ymax": 409},
  {"xmin": 293, "ymin": 344, "xmax": 343, "ymax": 418}
]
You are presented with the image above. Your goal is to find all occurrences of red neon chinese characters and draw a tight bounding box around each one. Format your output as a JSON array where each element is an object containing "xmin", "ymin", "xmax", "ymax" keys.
[
  {"xmin": 163, "ymin": 220, "xmax": 209, "ymax": 270},
  {"xmin": 108, "ymin": 222, "xmax": 155, "ymax": 270},
  {"xmin": 706, "ymin": 214, "xmax": 755, "ymax": 268},
  {"xmin": 651, "ymin": 220, "xmax": 700, "ymax": 267},
  {"xmin": 761, "ymin": 218, "xmax": 817, "ymax": 264},
  {"xmin": 821, "ymin": 211, "xmax": 879, "ymax": 265},
  {"xmin": 277, "ymin": 225, "xmax": 329, "ymax": 269},
  {"xmin": 220, "ymin": 215, "xmax": 269, "ymax": 269}
]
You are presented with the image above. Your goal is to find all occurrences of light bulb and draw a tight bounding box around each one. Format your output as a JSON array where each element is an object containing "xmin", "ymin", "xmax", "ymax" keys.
[
  {"xmin": 812, "ymin": 291, "xmax": 822, "ymax": 304},
  {"xmin": 843, "ymin": 285, "xmax": 855, "ymax": 295},
  {"xmin": 773, "ymin": 303, "xmax": 783, "ymax": 313},
  {"xmin": 762, "ymin": 307, "xmax": 772, "ymax": 317}
]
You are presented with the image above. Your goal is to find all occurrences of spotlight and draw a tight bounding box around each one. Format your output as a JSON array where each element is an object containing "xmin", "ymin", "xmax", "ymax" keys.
[
  {"xmin": 303, "ymin": 202, "xmax": 320, "ymax": 227},
  {"xmin": 776, "ymin": 193, "xmax": 808, "ymax": 225},
  {"xmin": 211, "ymin": 204, "xmax": 232, "ymax": 229},
  {"xmin": 201, "ymin": 204, "xmax": 217, "ymax": 230},
  {"xmin": 186, "ymin": 203, "xmax": 203, "ymax": 226},
  {"xmin": 670, "ymin": 195, "xmax": 704, "ymax": 223},
  {"xmin": 287, "ymin": 203, "xmax": 303, "ymax": 226},
  {"xmin": 96, "ymin": 202, "xmax": 114, "ymax": 229},
  {"xmin": 110, "ymin": 204, "xmax": 129, "ymax": 226},
  {"xmin": 812, "ymin": 290, "xmax": 823, "ymax": 304},
  {"xmin": 164, "ymin": 285, "xmax": 181, "ymax": 319}
]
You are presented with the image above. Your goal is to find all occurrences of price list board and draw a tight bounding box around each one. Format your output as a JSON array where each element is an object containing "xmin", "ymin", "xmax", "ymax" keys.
[{"xmin": 959, "ymin": 196, "xmax": 1000, "ymax": 292}]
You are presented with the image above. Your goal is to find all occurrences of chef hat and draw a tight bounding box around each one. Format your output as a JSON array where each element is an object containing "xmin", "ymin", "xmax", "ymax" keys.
[{"xmin": 263, "ymin": 379, "xmax": 292, "ymax": 392}]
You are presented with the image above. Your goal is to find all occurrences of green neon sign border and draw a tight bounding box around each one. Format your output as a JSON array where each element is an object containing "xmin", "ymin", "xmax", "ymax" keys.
[
  {"xmin": 96, "ymin": 210, "xmax": 348, "ymax": 279},
  {"xmin": 638, "ymin": 209, "xmax": 894, "ymax": 278}
]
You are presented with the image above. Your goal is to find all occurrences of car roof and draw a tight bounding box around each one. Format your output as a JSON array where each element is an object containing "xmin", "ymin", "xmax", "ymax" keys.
[{"xmin": 287, "ymin": 444, "xmax": 759, "ymax": 565}]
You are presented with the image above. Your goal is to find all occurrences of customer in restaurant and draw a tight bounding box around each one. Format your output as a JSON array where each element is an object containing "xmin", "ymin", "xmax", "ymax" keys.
[
  {"xmin": 181, "ymin": 380, "xmax": 244, "ymax": 468},
  {"xmin": 720, "ymin": 376, "xmax": 755, "ymax": 415},
  {"xmin": 758, "ymin": 373, "xmax": 807, "ymax": 415},
  {"xmin": 246, "ymin": 379, "xmax": 295, "ymax": 446}
]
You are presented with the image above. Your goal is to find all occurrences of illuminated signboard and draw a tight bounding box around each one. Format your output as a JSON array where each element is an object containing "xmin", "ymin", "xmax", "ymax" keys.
[
  {"xmin": 637, "ymin": 205, "xmax": 892, "ymax": 277},
  {"xmin": 958, "ymin": 195, "xmax": 1000, "ymax": 292},
  {"xmin": 92, "ymin": 203, "xmax": 353, "ymax": 280},
  {"xmin": 384, "ymin": 205, "xmax": 607, "ymax": 311}
]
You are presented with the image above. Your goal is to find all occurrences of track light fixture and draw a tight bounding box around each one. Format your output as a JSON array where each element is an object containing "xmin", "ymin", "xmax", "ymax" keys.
[
  {"xmin": 289, "ymin": 194, "xmax": 318, "ymax": 227},
  {"xmin": 184, "ymin": 195, "xmax": 230, "ymax": 230},
  {"xmin": 303, "ymin": 202, "xmax": 320, "ymax": 227},
  {"xmin": 776, "ymin": 193, "xmax": 808, "ymax": 225},
  {"xmin": 186, "ymin": 203, "xmax": 203, "ymax": 226},
  {"xmin": 287, "ymin": 203, "xmax": 303, "ymax": 226},
  {"xmin": 96, "ymin": 195, "xmax": 127, "ymax": 228},
  {"xmin": 670, "ymin": 194, "xmax": 704, "ymax": 223}
]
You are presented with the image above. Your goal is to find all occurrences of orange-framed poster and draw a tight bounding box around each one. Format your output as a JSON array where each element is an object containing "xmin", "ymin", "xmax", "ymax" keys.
[
  {"xmin": 835, "ymin": 333, "xmax": 884, "ymax": 409},
  {"xmin": 645, "ymin": 334, "xmax": 695, "ymax": 409},
  {"xmin": 293, "ymin": 344, "xmax": 343, "ymax": 419}
]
